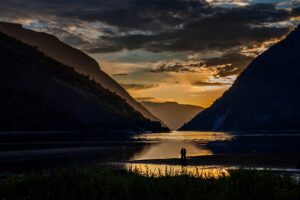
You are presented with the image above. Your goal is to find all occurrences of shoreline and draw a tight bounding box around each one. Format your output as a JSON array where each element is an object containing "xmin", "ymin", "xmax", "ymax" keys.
[{"xmin": 127, "ymin": 154, "xmax": 300, "ymax": 168}]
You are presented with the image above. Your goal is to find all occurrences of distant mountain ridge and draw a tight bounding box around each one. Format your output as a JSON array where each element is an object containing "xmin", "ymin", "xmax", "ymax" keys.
[
  {"xmin": 0, "ymin": 31, "xmax": 168, "ymax": 132},
  {"xmin": 0, "ymin": 22, "xmax": 162, "ymax": 125},
  {"xmin": 180, "ymin": 25, "xmax": 300, "ymax": 131},
  {"xmin": 141, "ymin": 101, "xmax": 204, "ymax": 130}
]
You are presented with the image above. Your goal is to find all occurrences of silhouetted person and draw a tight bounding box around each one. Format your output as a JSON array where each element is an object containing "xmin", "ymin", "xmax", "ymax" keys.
[
  {"xmin": 183, "ymin": 148, "xmax": 186, "ymax": 160},
  {"xmin": 180, "ymin": 147, "xmax": 187, "ymax": 166},
  {"xmin": 180, "ymin": 147, "xmax": 185, "ymax": 160}
]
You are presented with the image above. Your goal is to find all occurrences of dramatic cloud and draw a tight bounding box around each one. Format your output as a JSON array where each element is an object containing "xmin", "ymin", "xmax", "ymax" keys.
[
  {"xmin": 0, "ymin": 0, "xmax": 297, "ymax": 53},
  {"xmin": 90, "ymin": 3, "xmax": 292, "ymax": 53},
  {"xmin": 62, "ymin": 0, "xmax": 210, "ymax": 31},
  {"xmin": 202, "ymin": 52, "xmax": 252, "ymax": 77},
  {"xmin": 150, "ymin": 62, "xmax": 203, "ymax": 73},
  {"xmin": 1, "ymin": 0, "xmax": 299, "ymax": 107},
  {"xmin": 113, "ymin": 73, "xmax": 128, "ymax": 77},
  {"xmin": 150, "ymin": 51, "xmax": 251, "ymax": 77},
  {"xmin": 121, "ymin": 83, "xmax": 159, "ymax": 90},
  {"xmin": 192, "ymin": 81, "xmax": 231, "ymax": 86},
  {"xmin": 135, "ymin": 97, "xmax": 157, "ymax": 102}
]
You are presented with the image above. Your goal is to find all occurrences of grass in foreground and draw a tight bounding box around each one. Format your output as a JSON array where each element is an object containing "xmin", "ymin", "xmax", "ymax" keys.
[{"xmin": 0, "ymin": 166, "xmax": 299, "ymax": 200}]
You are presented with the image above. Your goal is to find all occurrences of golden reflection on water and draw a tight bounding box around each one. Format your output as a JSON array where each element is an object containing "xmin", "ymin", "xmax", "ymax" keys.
[
  {"xmin": 133, "ymin": 131, "xmax": 233, "ymax": 141},
  {"xmin": 131, "ymin": 131, "xmax": 233, "ymax": 160},
  {"xmin": 125, "ymin": 163, "xmax": 231, "ymax": 178}
]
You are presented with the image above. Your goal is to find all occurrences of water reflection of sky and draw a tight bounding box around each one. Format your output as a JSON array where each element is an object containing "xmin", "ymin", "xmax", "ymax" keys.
[
  {"xmin": 131, "ymin": 131, "xmax": 233, "ymax": 160},
  {"xmin": 117, "ymin": 131, "xmax": 300, "ymax": 178}
]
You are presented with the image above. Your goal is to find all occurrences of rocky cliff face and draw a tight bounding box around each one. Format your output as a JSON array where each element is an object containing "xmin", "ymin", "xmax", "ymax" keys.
[{"xmin": 180, "ymin": 26, "xmax": 300, "ymax": 131}]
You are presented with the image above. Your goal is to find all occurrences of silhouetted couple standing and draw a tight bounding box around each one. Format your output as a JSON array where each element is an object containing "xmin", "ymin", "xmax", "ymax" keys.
[{"xmin": 180, "ymin": 147, "xmax": 187, "ymax": 164}]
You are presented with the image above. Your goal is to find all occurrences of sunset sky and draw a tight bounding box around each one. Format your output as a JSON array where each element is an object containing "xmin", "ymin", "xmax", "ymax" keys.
[{"xmin": 1, "ymin": 0, "xmax": 300, "ymax": 107}]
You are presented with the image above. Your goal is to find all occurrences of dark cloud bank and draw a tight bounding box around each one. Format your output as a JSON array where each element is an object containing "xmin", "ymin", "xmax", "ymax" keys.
[
  {"xmin": 0, "ymin": 0, "xmax": 295, "ymax": 52},
  {"xmin": 1, "ymin": 0, "xmax": 299, "ymax": 76},
  {"xmin": 150, "ymin": 51, "xmax": 252, "ymax": 78},
  {"xmin": 86, "ymin": 2, "xmax": 292, "ymax": 53}
]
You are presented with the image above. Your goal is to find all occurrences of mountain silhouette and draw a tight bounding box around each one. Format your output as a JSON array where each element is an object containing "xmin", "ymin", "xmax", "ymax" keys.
[
  {"xmin": 0, "ymin": 22, "xmax": 163, "ymax": 125},
  {"xmin": 141, "ymin": 101, "xmax": 204, "ymax": 130},
  {"xmin": 0, "ymin": 31, "xmax": 168, "ymax": 132},
  {"xmin": 180, "ymin": 26, "xmax": 300, "ymax": 131}
]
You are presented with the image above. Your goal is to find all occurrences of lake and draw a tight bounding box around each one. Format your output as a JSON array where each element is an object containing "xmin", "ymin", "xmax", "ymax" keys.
[
  {"xmin": 1, "ymin": 131, "xmax": 300, "ymax": 177},
  {"xmin": 130, "ymin": 131, "xmax": 233, "ymax": 160},
  {"xmin": 120, "ymin": 131, "xmax": 300, "ymax": 177}
]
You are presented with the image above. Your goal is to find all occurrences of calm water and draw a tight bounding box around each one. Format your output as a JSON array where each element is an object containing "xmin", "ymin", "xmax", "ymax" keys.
[
  {"xmin": 120, "ymin": 131, "xmax": 300, "ymax": 177},
  {"xmin": 130, "ymin": 131, "xmax": 232, "ymax": 160},
  {"xmin": 130, "ymin": 131, "xmax": 300, "ymax": 160},
  {"xmin": 127, "ymin": 131, "xmax": 233, "ymax": 177},
  {"xmin": 2, "ymin": 131, "xmax": 300, "ymax": 177}
]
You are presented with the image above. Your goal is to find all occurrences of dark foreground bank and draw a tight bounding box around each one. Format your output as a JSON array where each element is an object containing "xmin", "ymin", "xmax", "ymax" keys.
[{"xmin": 0, "ymin": 167, "xmax": 299, "ymax": 200}]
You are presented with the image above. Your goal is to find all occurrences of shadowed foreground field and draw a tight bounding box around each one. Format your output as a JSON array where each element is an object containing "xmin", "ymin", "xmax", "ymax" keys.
[{"xmin": 0, "ymin": 167, "xmax": 299, "ymax": 200}]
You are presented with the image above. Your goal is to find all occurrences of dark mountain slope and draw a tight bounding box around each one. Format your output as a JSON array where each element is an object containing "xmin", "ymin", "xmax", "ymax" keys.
[
  {"xmin": 0, "ymin": 22, "xmax": 162, "ymax": 124},
  {"xmin": 0, "ymin": 31, "xmax": 168, "ymax": 132},
  {"xmin": 180, "ymin": 26, "xmax": 300, "ymax": 131},
  {"xmin": 141, "ymin": 101, "xmax": 204, "ymax": 130}
]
